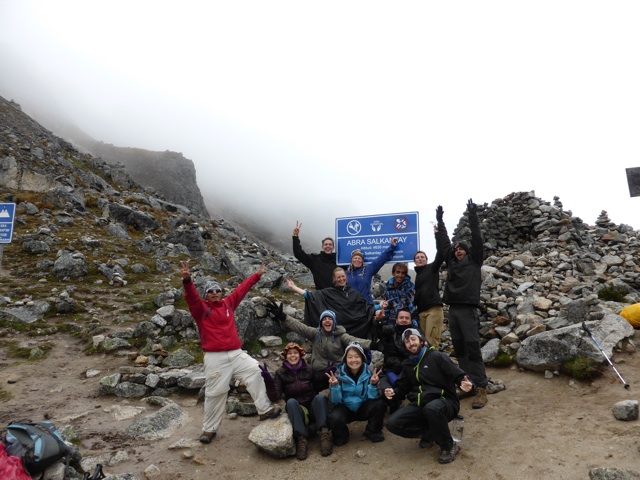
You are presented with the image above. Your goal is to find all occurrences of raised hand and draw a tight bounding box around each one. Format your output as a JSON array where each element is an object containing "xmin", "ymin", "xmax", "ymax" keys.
[
  {"xmin": 179, "ymin": 260, "xmax": 191, "ymax": 279},
  {"xmin": 467, "ymin": 198, "xmax": 477, "ymax": 213},
  {"xmin": 293, "ymin": 221, "xmax": 302, "ymax": 236},
  {"xmin": 259, "ymin": 363, "xmax": 271, "ymax": 380},
  {"xmin": 325, "ymin": 361, "xmax": 336, "ymax": 376},
  {"xmin": 257, "ymin": 263, "xmax": 266, "ymax": 276},
  {"xmin": 391, "ymin": 238, "xmax": 398, "ymax": 247},
  {"xmin": 436, "ymin": 205, "xmax": 444, "ymax": 223},
  {"xmin": 326, "ymin": 370, "xmax": 339, "ymax": 387},
  {"xmin": 266, "ymin": 301, "xmax": 286, "ymax": 321},
  {"xmin": 370, "ymin": 367, "xmax": 382, "ymax": 385}
]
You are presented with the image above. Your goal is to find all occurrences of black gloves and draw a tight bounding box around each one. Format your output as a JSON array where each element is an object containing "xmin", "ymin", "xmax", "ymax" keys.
[
  {"xmin": 324, "ymin": 361, "xmax": 337, "ymax": 376},
  {"xmin": 435, "ymin": 205, "xmax": 444, "ymax": 223},
  {"xmin": 266, "ymin": 301, "xmax": 286, "ymax": 322},
  {"xmin": 467, "ymin": 198, "xmax": 477, "ymax": 213},
  {"xmin": 259, "ymin": 363, "xmax": 272, "ymax": 381}
]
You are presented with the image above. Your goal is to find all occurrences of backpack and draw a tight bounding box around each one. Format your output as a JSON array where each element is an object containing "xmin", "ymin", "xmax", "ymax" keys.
[{"xmin": 3, "ymin": 421, "xmax": 71, "ymax": 477}]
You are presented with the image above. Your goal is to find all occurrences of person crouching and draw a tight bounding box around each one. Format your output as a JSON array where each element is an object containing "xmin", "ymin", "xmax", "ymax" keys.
[{"xmin": 326, "ymin": 342, "xmax": 387, "ymax": 446}]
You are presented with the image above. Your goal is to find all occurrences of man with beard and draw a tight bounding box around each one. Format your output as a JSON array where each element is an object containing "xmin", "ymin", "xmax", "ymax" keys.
[{"xmin": 384, "ymin": 328, "xmax": 473, "ymax": 464}]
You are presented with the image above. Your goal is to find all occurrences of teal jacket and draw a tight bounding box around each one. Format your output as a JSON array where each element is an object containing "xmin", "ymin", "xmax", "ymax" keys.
[{"xmin": 330, "ymin": 363, "xmax": 378, "ymax": 412}]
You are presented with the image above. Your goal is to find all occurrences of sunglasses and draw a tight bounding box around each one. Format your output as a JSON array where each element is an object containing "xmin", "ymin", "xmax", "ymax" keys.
[{"xmin": 207, "ymin": 289, "xmax": 222, "ymax": 294}]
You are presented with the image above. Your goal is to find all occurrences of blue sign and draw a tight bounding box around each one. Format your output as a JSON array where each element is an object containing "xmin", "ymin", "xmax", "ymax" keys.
[
  {"xmin": 335, "ymin": 212, "xmax": 419, "ymax": 265},
  {"xmin": 0, "ymin": 203, "xmax": 16, "ymax": 244}
]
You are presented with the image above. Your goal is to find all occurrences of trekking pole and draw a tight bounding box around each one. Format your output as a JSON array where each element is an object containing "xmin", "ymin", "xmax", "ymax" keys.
[{"xmin": 582, "ymin": 322, "xmax": 630, "ymax": 389}]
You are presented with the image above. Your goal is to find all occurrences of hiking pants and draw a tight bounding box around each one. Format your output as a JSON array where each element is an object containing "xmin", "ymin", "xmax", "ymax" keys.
[
  {"xmin": 202, "ymin": 350, "xmax": 272, "ymax": 433},
  {"xmin": 328, "ymin": 399, "xmax": 386, "ymax": 446},
  {"xmin": 448, "ymin": 304, "xmax": 488, "ymax": 388},
  {"xmin": 386, "ymin": 399, "xmax": 457, "ymax": 450},
  {"xmin": 418, "ymin": 305, "xmax": 445, "ymax": 348},
  {"xmin": 287, "ymin": 394, "xmax": 330, "ymax": 438}
]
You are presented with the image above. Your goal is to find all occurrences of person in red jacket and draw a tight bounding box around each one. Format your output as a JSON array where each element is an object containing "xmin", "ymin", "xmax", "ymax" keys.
[{"xmin": 180, "ymin": 260, "xmax": 281, "ymax": 444}]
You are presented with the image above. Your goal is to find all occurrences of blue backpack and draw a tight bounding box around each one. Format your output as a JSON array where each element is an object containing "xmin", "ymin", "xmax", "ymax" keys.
[{"xmin": 4, "ymin": 421, "xmax": 71, "ymax": 477}]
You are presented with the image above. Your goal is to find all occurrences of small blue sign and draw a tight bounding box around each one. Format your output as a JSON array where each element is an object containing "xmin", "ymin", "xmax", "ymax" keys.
[
  {"xmin": 335, "ymin": 212, "xmax": 419, "ymax": 265},
  {"xmin": 0, "ymin": 203, "xmax": 16, "ymax": 244}
]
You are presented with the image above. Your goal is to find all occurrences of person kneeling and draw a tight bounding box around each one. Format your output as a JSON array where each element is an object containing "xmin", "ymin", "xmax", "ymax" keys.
[
  {"xmin": 385, "ymin": 329, "xmax": 473, "ymax": 464},
  {"xmin": 327, "ymin": 342, "xmax": 386, "ymax": 446}
]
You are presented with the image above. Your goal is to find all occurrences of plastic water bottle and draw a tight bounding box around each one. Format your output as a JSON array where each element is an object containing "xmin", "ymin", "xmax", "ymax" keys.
[{"xmin": 451, "ymin": 415, "xmax": 464, "ymax": 445}]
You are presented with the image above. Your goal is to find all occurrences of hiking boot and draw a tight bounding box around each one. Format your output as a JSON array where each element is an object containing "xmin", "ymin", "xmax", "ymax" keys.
[
  {"xmin": 438, "ymin": 443, "xmax": 460, "ymax": 464},
  {"xmin": 259, "ymin": 406, "xmax": 282, "ymax": 421},
  {"xmin": 319, "ymin": 428, "xmax": 333, "ymax": 456},
  {"xmin": 295, "ymin": 436, "xmax": 308, "ymax": 460},
  {"xmin": 472, "ymin": 388, "xmax": 488, "ymax": 409},
  {"xmin": 363, "ymin": 430, "xmax": 385, "ymax": 443},
  {"xmin": 457, "ymin": 386, "xmax": 475, "ymax": 399},
  {"xmin": 199, "ymin": 431, "xmax": 216, "ymax": 444}
]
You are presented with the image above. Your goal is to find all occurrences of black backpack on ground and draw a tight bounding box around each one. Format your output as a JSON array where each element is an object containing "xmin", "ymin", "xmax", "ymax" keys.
[{"xmin": 3, "ymin": 420, "xmax": 71, "ymax": 477}]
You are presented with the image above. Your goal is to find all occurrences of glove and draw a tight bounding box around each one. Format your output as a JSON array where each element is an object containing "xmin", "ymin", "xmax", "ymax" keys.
[
  {"xmin": 467, "ymin": 198, "xmax": 477, "ymax": 213},
  {"xmin": 435, "ymin": 205, "xmax": 444, "ymax": 223},
  {"xmin": 259, "ymin": 363, "xmax": 272, "ymax": 381},
  {"xmin": 325, "ymin": 361, "xmax": 336, "ymax": 376},
  {"xmin": 266, "ymin": 301, "xmax": 286, "ymax": 322}
]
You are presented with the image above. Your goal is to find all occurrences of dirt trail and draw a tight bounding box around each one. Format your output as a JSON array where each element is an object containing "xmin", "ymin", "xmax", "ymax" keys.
[{"xmin": 1, "ymin": 330, "xmax": 639, "ymax": 480}]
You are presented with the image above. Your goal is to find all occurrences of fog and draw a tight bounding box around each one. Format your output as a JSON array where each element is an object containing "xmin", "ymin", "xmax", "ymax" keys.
[{"xmin": 1, "ymin": 1, "xmax": 639, "ymax": 260}]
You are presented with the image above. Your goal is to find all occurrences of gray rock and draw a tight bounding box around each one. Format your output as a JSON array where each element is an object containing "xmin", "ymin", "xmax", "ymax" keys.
[
  {"xmin": 248, "ymin": 414, "xmax": 296, "ymax": 458},
  {"xmin": 612, "ymin": 400, "xmax": 639, "ymax": 421},
  {"xmin": 124, "ymin": 396, "xmax": 187, "ymax": 440}
]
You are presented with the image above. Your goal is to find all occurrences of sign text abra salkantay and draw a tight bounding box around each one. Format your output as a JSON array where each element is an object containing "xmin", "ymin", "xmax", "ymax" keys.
[
  {"xmin": 335, "ymin": 212, "xmax": 419, "ymax": 265},
  {"xmin": 0, "ymin": 203, "xmax": 16, "ymax": 244}
]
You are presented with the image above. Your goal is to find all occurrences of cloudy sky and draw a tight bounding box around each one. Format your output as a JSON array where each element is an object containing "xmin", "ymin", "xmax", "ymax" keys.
[{"xmin": 1, "ymin": 1, "xmax": 639, "ymax": 259}]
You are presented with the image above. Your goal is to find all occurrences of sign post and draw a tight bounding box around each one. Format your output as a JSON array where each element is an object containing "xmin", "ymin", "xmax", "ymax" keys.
[
  {"xmin": 626, "ymin": 167, "xmax": 640, "ymax": 197},
  {"xmin": 335, "ymin": 212, "xmax": 419, "ymax": 265},
  {"xmin": 0, "ymin": 203, "xmax": 16, "ymax": 270}
]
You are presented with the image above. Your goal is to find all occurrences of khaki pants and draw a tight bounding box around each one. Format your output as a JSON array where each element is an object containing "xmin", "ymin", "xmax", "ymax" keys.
[{"xmin": 418, "ymin": 306, "xmax": 444, "ymax": 348}]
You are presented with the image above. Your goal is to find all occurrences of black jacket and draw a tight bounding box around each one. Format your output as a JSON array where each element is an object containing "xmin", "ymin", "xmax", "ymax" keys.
[
  {"xmin": 393, "ymin": 347, "xmax": 466, "ymax": 409},
  {"xmin": 437, "ymin": 209, "xmax": 484, "ymax": 306},
  {"xmin": 414, "ymin": 256, "xmax": 444, "ymax": 312},
  {"xmin": 373, "ymin": 322, "xmax": 414, "ymax": 374},
  {"xmin": 292, "ymin": 235, "xmax": 337, "ymax": 290},
  {"xmin": 264, "ymin": 360, "xmax": 317, "ymax": 408}
]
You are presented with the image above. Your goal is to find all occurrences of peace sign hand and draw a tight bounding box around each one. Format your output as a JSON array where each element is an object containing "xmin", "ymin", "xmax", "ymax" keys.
[
  {"xmin": 179, "ymin": 260, "xmax": 191, "ymax": 279},
  {"xmin": 326, "ymin": 370, "xmax": 339, "ymax": 387},
  {"xmin": 293, "ymin": 221, "xmax": 303, "ymax": 236},
  {"xmin": 370, "ymin": 367, "xmax": 382, "ymax": 385}
]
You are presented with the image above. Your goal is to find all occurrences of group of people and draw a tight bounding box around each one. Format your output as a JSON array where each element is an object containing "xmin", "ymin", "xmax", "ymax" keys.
[{"xmin": 178, "ymin": 200, "xmax": 488, "ymax": 465}]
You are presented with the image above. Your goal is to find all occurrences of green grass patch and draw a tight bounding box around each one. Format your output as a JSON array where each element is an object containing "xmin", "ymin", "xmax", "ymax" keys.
[
  {"xmin": 562, "ymin": 356, "xmax": 602, "ymax": 381},
  {"xmin": 0, "ymin": 339, "xmax": 53, "ymax": 360},
  {"xmin": 492, "ymin": 350, "xmax": 513, "ymax": 367},
  {"xmin": 598, "ymin": 286, "xmax": 626, "ymax": 302}
]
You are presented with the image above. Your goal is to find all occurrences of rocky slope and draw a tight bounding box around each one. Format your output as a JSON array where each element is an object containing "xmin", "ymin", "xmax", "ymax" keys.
[{"xmin": 1, "ymin": 93, "xmax": 639, "ymax": 478}]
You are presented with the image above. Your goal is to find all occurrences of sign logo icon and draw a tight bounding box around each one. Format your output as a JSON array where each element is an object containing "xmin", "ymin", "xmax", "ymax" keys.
[
  {"xmin": 346, "ymin": 220, "xmax": 362, "ymax": 236},
  {"xmin": 394, "ymin": 216, "xmax": 409, "ymax": 231},
  {"xmin": 370, "ymin": 220, "xmax": 383, "ymax": 232}
]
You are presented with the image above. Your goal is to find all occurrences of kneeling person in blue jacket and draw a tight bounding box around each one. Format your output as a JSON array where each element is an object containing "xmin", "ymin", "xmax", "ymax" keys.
[
  {"xmin": 385, "ymin": 329, "xmax": 473, "ymax": 464},
  {"xmin": 327, "ymin": 342, "xmax": 387, "ymax": 445}
]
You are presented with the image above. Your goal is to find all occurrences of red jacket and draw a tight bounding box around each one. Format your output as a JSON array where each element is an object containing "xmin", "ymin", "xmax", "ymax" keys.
[{"xmin": 183, "ymin": 274, "xmax": 260, "ymax": 352}]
